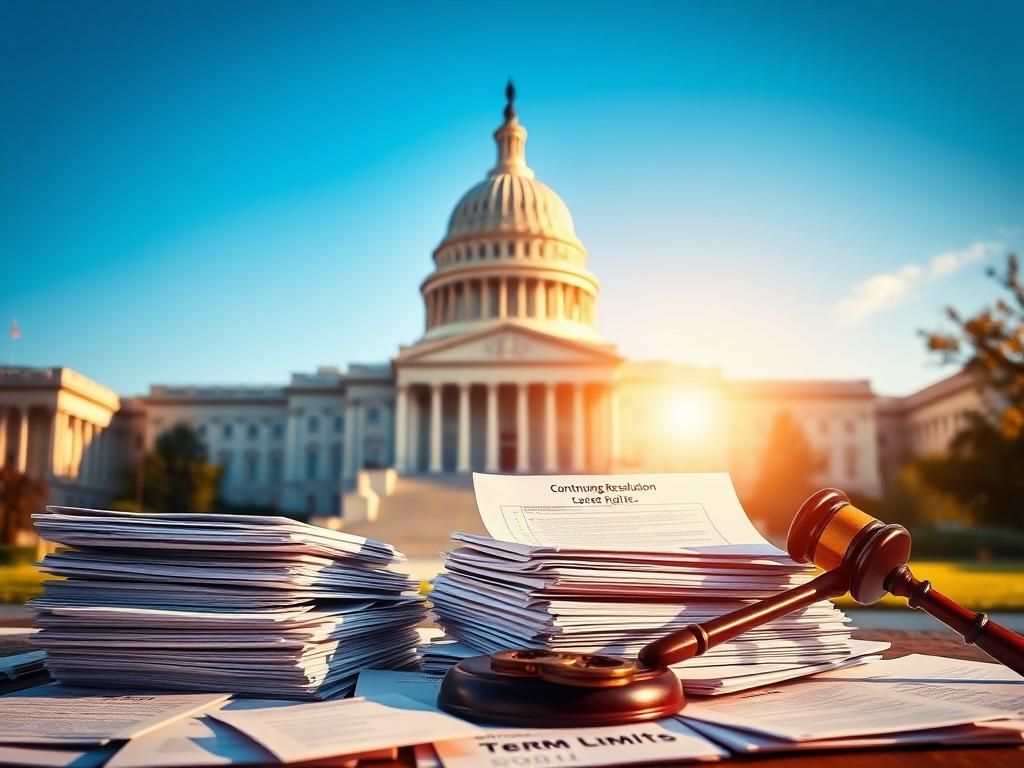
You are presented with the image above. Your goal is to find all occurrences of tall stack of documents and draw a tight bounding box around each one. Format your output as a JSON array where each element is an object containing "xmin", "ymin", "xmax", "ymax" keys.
[
  {"xmin": 427, "ymin": 473, "xmax": 887, "ymax": 695},
  {"xmin": 29, "ymin": 507, "xmax": 425, "ymax": 699}
]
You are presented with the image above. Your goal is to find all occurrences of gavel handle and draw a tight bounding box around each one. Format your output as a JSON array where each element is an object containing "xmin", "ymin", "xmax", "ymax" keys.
[
  {"xmin": 638, "ymin": 569, "xmax": 849, "ymax": 668},
  {"xmin": 886, "ymin": 565, "xmax": 1024, "ymax": 676}
]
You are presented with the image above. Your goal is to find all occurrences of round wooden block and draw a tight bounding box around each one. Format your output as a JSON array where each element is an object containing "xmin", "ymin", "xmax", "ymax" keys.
[{"xmin": 437, "ymin": 654, "xmax": 685, "ymax": 727}]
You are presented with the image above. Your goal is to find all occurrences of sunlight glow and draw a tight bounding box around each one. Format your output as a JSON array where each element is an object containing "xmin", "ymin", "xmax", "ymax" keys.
[{"xmin": 667, "ymin": 391, "xmax": 714, "ymax": 437}]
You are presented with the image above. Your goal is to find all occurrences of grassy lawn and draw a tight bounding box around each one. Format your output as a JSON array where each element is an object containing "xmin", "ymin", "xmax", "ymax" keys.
[
  {"xmin": 0, "ymin": 563, "xmax": 54, "ymax": 604},
  {"xmin": 832, "ymin": 560, "xmax": 1024, "ymax": 611}
]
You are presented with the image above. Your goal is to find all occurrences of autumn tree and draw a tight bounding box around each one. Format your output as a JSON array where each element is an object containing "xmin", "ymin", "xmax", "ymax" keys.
[
  {"xmin": 747, "ymin": 410, "xmax": 825, "ymax": 536},
  {"xmin": 0, "ymin": 466, "xmax": 48, "ymax": 544},
  {"xmin": 918, "ymin": 252, "xmax": 1024, "ymax": 528}
]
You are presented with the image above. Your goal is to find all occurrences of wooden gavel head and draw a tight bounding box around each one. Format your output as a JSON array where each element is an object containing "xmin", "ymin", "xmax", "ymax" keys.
[{"xmin": 787, "ymin": 488, "xmax": 911, "ymax": 604}]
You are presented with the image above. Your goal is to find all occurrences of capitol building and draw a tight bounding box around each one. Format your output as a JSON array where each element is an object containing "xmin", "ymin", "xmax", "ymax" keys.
[{"xmin": 0, "ymin": 86, "xmax": 981, "ymax": 523}]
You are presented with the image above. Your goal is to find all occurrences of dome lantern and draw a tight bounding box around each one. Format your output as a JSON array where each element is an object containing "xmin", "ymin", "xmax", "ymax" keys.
[{"xmin": 492, "ymin": 80, "xmax": 533, "ymax": 179}]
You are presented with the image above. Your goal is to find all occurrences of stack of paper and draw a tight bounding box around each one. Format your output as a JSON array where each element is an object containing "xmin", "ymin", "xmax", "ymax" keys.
[
  {"xmin": 29, "ymin": 507, "xmax": 426, "ymax": 699},
  {"xmin": 427, "ymin": 473, "xmax": 887, "ymax": 695},
  {"xmin": 678, "ymin": 654, "xmax": 1024, "ymax": 751}
]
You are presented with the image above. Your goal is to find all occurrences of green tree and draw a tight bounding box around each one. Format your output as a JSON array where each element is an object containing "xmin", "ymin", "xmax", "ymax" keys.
[
  {"xmin": 135, "ymin": 424, "xmax": 222, "ymax": 513},
  {"xmin": 919, "ymin": 252, "xmax": 1024, "ymax": 528},
  {"xmin": 0, "ymin": 466, "xmax": 49, "ymax": 544},
  {"xmin": 747, "ymin": 410, "xmax": 825, "ymax": 536}
]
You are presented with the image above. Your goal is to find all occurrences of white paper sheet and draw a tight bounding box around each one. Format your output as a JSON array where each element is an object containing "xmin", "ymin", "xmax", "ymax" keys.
[
  {"xmin": 680, "ymin": 677, "xmax": 1016, "ymax": 741},
  {"xmin": 208, "ymin": 694, "xmax": 484, "ymax": 763},
  {"xmin": 0, "ymin": 685, "xmax": 229, "ymax": 746},
  {"xmin": 434, "ymin": 720, "xmax": 726, "ymax": 768},
  {"xmin": 472, "ymin": 473, "xmax": 778, "ymax": 552}
]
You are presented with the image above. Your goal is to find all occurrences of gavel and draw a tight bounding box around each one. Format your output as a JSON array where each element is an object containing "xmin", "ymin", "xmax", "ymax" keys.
[{"xmin": 438, "ymin": 488, "xmax": 1024, "ymax": 727}]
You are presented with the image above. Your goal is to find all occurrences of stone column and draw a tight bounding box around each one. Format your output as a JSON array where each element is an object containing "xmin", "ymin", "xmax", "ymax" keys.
[
  {"xmin": 498, "ymin": 277, "xmax": 508, "ymax": 319},
  {"xmin": 516, "ymin": 383, "xmax": 530, "ymax": 472},
  {"xmin": 394, "ymin": 385, "xmax": 408, "ymax": 473},
  {"xmin": 457, "ymin": 383, "xmax": 471, "ymax": 473},
  {"xmin": 535, "ymin": 280, "xmax": 546, "ymax": 319},
  {"xmin": 572, "ymin": 383, "xmax": 586, "ymax": 471},
  {"xmin": 555, "ymin": 283, "xmax": 565, "ymax": 320},
  {"xmin": 544, "ymin": 383, "xmax": 558, "ymax": 472},
  {"xmin": 485, "ymin": 383, "xmax": 499, "ymax": 472},
  {"xmin": 284, "ymin": 410, "xmax": 298, "ymax": 482},
  {"xmin": 48, "ymin": 410, "xmax": 63, "ymax": 479},
  {"xmin": 429, "ymin": 384, "xmax": 443, "ymax": 473},
  {"xmin": 72, "ymin": 416, "xmax": 84, "ymax": 479},
  {"xmin": 445, "ymin": 284, "xmax": 455, "ymax": 323},
  {"xmin": 480, "ymin": 279, "xmax": 491, "ymax": 319},
  {"xmin": 93, "ymin": 427, "xmax": 106, "ymax": 486},
  {"xmin": 15, "ymin": 407, "xmax": 29, "ymax": 474},
  {"xmin": 342, "ymin": 401, "xmax": 358, "ymax": 481},
  {"xmin": 82, "ymin": 422, "xmax": 95, "ymax": 484},
  {"xmin": 0, "ymin": 407, "xmax": 7, "ymax": 468},
  {"xmin": 609, "ymin": 386, "xmax": 621, "ymax": 470},
  {"xmin": 408, "ymin": 389, "xmax": 421, "ymax": 473},
  {"xmin": 517, "ymin": 279, "xmax": 527, "ymax": 318}
]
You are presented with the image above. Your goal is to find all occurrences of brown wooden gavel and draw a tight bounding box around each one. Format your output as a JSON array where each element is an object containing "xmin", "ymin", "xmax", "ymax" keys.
[
  {"xmin": 639, "ymin": 488, "xmax": 1024, "ymax": 674},
  {"xmin": 438, "ymin": 488, "xmax": 1024, "ymax": 727}
]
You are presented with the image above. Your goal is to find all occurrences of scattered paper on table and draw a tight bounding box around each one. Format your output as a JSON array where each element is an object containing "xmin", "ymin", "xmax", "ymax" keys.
[
  {"xmin": 0, "ymin": 684, "xmax": 229, "ymax": 746},
  {"xmin": 208, "ymin": 694, "xmax": 483, "ymax": 763}
]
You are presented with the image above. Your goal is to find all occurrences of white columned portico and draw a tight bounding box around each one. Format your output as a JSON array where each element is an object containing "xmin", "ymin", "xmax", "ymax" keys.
[
  {"xmin": 457, "ymin": 383, "xmax": 471, "ymax": 473},
  {"xmin": 429, "ymin": 384, "xmax": 443, "ymax": 473},
  {"xmin": 15, "ymin": 407, "xmax": 29, "ymax": 473},
  {"xmin": 572, "ymin": 383, "xmax": 586, "ymax": 471},
  {"xmin": 485, "ymin": 383, "xmax": 499, "ymax": 472},
  {"xmin": 394, "ymin": 385, "xmax": 408, "ymax": 473},
  {"xmin": 516, "ymin": 383, "xmax": 530, "ymax": 472},
  {"xmin": 544, "ymin": 383, "xmax": 557, "ymax": 472}
]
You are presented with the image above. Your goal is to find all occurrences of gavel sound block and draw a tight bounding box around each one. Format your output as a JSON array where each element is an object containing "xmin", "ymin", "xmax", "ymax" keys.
[{"xmin": 438, "ymin": 489, "xmax": 1024, "ymax": 727}]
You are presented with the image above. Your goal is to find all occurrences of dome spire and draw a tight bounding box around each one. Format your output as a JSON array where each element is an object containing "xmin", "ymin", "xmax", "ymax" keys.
[
  {"xmin": 492, "ymin": 79, "xmax": 532, "ymax": 178},
  {"xmin": 504, "ymin": 79, "xmax": 516, "ymax": 122}
]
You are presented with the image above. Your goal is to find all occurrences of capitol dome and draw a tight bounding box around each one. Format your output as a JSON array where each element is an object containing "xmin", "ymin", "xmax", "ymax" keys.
[
  {"xmin": 444, "ymin": 162, "xmax": 583, "ymax": 251},
  {"xmin": 420, "ymin": 83, "xmax": 601, "ymax": 343}
]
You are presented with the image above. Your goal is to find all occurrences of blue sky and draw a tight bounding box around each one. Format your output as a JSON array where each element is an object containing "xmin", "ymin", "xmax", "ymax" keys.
[{"xmin": 1, "ymin": 0, "xmax": 1021, "ymax": 396}]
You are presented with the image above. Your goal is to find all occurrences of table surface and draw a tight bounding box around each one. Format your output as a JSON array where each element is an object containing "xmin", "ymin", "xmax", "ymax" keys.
[{"xmin": 2, "ymin": 627, "xmax": 1021, "ymax": 767}]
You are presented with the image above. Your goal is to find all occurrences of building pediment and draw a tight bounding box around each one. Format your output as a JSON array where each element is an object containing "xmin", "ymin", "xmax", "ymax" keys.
[{"xmin": 396, "ymin": 324, "xmax": 622, "ymax": 367}]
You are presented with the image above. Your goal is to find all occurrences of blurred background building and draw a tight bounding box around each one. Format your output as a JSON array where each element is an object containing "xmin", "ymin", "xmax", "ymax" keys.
[{"xmin": 0, "ymin": 88, "xmax": 982, "ymax": 522}]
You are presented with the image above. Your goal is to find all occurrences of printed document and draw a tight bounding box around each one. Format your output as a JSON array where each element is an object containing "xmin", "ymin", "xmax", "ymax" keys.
[
  {"xmin": 0, "ymin": 684, "xmax": 229, "ymax": 746},
  {"xmin": 208, "ymin": 694, "xmax": 483, "ymax": 763},
  {"xmin": 434, "ymin": 720, "xmax": 726, "ymax": 768},
  {"xmin": 472, "ymin": 472, "xmax": 778, "ymax": 551},
  {"xmin": 680, "ymin": 677, "xmax": 1017, "ymax": 740}
]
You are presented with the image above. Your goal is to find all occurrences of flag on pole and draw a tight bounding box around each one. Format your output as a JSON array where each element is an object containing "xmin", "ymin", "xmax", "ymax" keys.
[{"xmin": 10, "ymin": 318, "xmax": 20, "ymax": 341}]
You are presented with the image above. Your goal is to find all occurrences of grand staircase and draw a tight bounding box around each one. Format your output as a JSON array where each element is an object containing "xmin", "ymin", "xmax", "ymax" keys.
[{"xmin": 341, "ymin": 473, "xmax": 486, "ymax": 558}]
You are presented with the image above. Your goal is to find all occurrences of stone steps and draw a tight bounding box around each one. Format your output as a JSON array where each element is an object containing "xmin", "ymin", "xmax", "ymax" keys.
[{"xmin": 341, "ymin": 473, "xmax": 486, "ymax": 558}]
